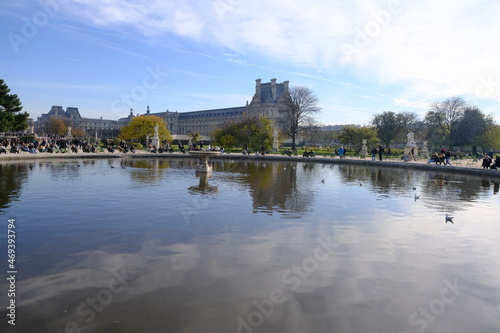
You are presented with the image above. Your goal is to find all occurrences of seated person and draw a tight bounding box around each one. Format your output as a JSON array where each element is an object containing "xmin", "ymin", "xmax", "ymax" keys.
[
  {"xmin": 20, "ymin": 143, "xmax": 30, "ymax": 152},
  {"xmin": 427, "ymin": 152, "xmax": 439, "ymax": 164},
  {"xmin": 303, "ymin": 151, "xmax": 309, "ymax": 157},
  {"xmin": 490, "ymin": 156, "xmax": 500, "ymax": 169},
  {"xmin": 0, "ymin": 145, "xmax": 7, "ymax": 154},
  {"xmin": 71, "ymin": 145, "xmax": 78, "ymax": 153},
  {"xmin": 10, "ymin": 145, "xmax": 20, "ymax": 154},
  {"xmin": 107, "ymin": 147, "xmax": 115, "ymax": 153},
  {"xmin": 28, "ymin": 143, "xmax": 37, "ymax": 154}
]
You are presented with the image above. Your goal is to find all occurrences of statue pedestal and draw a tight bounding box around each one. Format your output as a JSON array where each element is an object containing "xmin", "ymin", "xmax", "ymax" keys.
[
  {"xmin": 360, "ymin": 139, "xmax": 368, "ymax": 156},
  {"xmin": 404, "ymin": 145, "xmax": 418, "ymax": 158},
  {"xmin": 188, "ymin": 151, "xmax": 220, "ymax": 173},
  {"xmin": 421, "ymin": 141, "xmax": 429, "ymax": 158},
  {"xmin": 360, "ymin": 145, "xmax": 368, "ymax": 156},
  {"xmin": 151, "ymin": 137, "xmax": 160, "ymax": 150}
]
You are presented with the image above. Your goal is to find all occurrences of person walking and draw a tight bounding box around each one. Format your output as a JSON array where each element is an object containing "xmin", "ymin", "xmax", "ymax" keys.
[
  {"xmin": 378, "ymin": 145, "xmax": 384, "ymax": 161},
  {"xmin": 445, "ymin": 149, "xmax": 452, "ymax": 165}
]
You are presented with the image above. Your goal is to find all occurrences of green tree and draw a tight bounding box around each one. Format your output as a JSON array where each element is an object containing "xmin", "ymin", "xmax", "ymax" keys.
[
  {"xmin": 453, "ymin": 107, "xmax": 489, "ymax": 154},
  {"xmin": 47, "ymin": 117, "xmax": 67, "ymax": 136},
  {"xmin": 371, "ymin": 111, "xmax": 406, "ymax": 147},
  {"xmin": 0, "ymin": 79, "xmax": 29, "ymax": 132},
  {"xmin": 212, "ymin": 115, "xmax": 274, "ymax": 151},
  {"xmin": 278, "ymin": 86, "xmax": 321, "ymax": 149},
  {"xmin": 71, "ymin": 127, "xmax": 86, "ymax": 137},
  {"xmin": 188, "ymin": 132, "xmax": 201, "ymax": 146},
  {"xmin": 425, "ymin": 97, "xmax": 467, "ymax": 150},
  {"xmin": 400, "ymin": 112, "xmax": 425, "ymax": 142},
  {"xmin": 477, "ymin": 121, "xmax": 500, "ymax": 152},
  {"xmin": 338, "ymin": 126, "xmax": 379, "ymax": 153},
  {"xmin": 119, "ymin": 115, "xmax": 172, "ymax": 144}
]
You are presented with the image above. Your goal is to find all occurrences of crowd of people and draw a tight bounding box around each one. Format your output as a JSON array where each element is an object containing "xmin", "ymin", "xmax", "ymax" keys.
[
  {"xmin": 427, "ymin": 148, "xmax": 453, "ymax": 165},
  {"xmin": 2, "ymin": 136, "xmax": 499, "ymax": 171},
  {"xmin": 0, "ymin": 137, "xmax": 129, "ymax": 155}
]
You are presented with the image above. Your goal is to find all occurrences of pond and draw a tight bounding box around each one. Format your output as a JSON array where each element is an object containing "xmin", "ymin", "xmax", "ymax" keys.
[{"xmin": 0, "ymin": 158, "xmax": 499, "ymax": 333}]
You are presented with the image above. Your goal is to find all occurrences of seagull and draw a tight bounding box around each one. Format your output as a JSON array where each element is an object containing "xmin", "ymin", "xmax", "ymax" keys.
[
  {"xmin": 321, "ymin": 179, "xmax": 325, "ymax": 183},
  {"xmin": 414, "ymin": 194, "xmax": 420, "ymax": 201},
  {"xmin": 445, "ymin": 214, "xmax": 454, "ymax": 223}
]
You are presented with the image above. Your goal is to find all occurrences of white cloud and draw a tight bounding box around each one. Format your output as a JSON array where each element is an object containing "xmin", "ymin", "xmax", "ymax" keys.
[{"xmin": 59, "ymin": 0, "xmax": 500, "ymax": 110}]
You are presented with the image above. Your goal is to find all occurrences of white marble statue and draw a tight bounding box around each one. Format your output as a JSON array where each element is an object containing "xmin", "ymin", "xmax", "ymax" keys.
[
  {"xmin": 407, "ymin": 132, "xmax": 415, "ymax": 146},
  {"xmin": 154, "ymin": 124, "xmax": 159, "ymax": 138}
]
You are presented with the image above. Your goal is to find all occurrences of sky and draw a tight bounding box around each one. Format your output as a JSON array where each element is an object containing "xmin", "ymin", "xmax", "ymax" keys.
[{"xmin": 1, "ymin": 0, "xmax": 500, "ymax": 126}]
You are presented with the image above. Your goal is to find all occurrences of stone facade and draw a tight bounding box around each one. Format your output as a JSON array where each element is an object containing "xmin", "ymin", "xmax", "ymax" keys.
[{"xmin": 34, "ymin": 78, "xmax": 290, "ymax": 138}]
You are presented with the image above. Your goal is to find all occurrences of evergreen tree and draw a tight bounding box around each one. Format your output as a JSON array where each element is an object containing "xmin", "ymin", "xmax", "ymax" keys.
[{"xmin": 0, "ymin": 79, "xmax": 29, "ymax": 132}]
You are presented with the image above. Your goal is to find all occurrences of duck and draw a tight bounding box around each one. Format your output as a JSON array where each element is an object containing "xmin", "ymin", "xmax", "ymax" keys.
[{"xmin": 445, "ymin": 214, "xmax": 454, "ymax": 223}]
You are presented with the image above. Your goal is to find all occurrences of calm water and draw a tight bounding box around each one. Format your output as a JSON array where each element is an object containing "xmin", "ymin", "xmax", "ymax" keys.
[{"xmin": 0, "ymin": 158, "xmax": 499, "ymax": 333}]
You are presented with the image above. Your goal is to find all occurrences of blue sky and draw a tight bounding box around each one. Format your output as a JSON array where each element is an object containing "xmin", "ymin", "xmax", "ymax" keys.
[{"xmin": 1, "ymin": 0, "xmax": 500, "ymax": 125}]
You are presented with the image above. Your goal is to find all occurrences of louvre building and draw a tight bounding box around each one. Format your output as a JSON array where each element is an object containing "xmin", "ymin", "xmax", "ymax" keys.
[{"xmin": 34, "ymin": 78, "xmax": 290, "ymax": 138}]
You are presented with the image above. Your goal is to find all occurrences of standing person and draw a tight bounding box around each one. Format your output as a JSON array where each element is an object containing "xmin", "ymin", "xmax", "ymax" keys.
[
  {"xmin": 338, "ymin": 146, "xmax": 345, "ymax": 158},
  {"xmin": 445, "ymin": 149, "xmax": 452, "ymax": 165},
  {"xmin": 411, "ymin": 147, "xmax": 416, "ymax": 161},
  {"xmin": 371, "ymin": 147, "xmax": 377, "ymax": 160},
  {"xmin": 378, "ymin": 145, "xmax": 384, "ymax": 161},
  {"xmin": 482, "ymin": 154, "xmax": 492, "ymax": 169}
]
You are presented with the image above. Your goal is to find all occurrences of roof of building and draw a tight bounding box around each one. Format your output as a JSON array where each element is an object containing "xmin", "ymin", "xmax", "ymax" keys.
[
  {"xmin": 259, "ymin": 82, "xmax": 285, "ymax": 103},
  {"xmin": 178, "ymin": 106, "xmax": 246, "ymax": 119}
]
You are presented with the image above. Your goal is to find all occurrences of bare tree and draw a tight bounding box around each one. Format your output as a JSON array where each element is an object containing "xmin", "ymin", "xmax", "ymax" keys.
[{"xmin": 278, "ymin": 86, "xmax": 321, "ymax": 149}]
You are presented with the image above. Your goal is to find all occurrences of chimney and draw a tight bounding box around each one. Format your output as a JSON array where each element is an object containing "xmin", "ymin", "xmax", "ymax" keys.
[
  {"xmin": 271, "ymin": 78, "xmax": 277, "ymax": 101},
  {"xmin": 255, "ymin": 78, "xmax": 262, "ymax": 97},
  {"xmin": 283, "ymin": 80, "xmax": 289, "ymax": 93}
]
